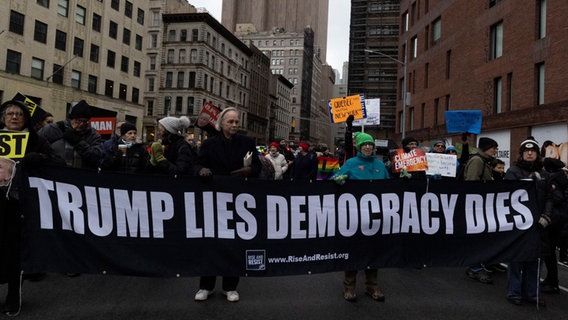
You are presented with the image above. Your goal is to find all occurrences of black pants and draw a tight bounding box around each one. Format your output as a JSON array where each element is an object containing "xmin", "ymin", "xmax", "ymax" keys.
[{"xmin": 199, "ymin": 276, "xmax": 239, "ymax": 291}]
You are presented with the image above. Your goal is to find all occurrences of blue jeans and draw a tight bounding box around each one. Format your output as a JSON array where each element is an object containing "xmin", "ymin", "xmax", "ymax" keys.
[{"xmin": 507, "ymin": 260, "xmax": 539, "ymax": 300}]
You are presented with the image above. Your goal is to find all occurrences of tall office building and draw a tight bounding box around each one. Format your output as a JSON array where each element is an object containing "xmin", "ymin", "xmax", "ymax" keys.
[{"xmin": 221, "ymin": 0, "xmax": 329, "ymax": 62}]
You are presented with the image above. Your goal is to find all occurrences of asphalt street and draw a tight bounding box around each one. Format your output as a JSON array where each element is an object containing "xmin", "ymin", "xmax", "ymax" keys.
[{"xmin": 1, "ymin": 264, "xmax": 567, "ymax": 320}]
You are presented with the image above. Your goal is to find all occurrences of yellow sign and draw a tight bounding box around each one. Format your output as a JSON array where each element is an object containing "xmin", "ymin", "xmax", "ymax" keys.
[
  {"xmin": 328, "ymin": 94, "xmax": 366, "ymax": 123},
  {"xmin": 0, "ymin": 131, "xmax": 29, "ymax": 159},
  {"xmin": 23, "ymin": 97, "xmax": 38, "ymax": 116}
]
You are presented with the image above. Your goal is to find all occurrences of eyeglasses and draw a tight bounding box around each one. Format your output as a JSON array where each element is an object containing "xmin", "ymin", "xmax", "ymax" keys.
[
  {"xmin": 434, "ymin": 144, "xmax": 445, "ymax": 148},
  {"xmin": 4, "ymin": 111, "xmax": 24, "ymax": 118}
]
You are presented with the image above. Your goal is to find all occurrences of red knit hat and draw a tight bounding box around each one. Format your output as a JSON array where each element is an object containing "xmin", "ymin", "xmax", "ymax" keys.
[
  {"xmin": 299, "ymin": 142, "xmax": 309, "ymax": 150},
  {"xmin": 270, "ymin": 142, "xmax": 279, "ymax": 148}
]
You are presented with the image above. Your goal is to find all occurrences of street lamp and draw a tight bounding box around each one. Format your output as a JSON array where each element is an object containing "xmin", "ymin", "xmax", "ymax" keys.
[{"xmin": 364, "ymin": 46, "xmax": 408, "ymax": 139}]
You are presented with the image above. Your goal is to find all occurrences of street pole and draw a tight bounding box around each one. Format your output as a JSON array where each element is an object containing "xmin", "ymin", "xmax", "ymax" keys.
[{"xmin": 363, "ymin": 47, "xmax": 407, "ymax": 139}]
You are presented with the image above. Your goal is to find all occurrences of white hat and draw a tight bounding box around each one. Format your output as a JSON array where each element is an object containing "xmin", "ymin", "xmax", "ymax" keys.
[{"xmin": 159, "ymin": 116, "xmax": 190, "ymax": 135}]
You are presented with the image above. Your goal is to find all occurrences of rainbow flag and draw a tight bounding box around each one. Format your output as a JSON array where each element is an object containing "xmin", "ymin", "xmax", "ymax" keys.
[{"xmin": 317, "ymin": 155, "xmax": 340, "ymax": 180}]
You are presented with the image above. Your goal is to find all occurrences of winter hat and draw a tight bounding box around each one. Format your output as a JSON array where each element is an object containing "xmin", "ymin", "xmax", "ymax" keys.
[
  {"xmin": 520, "ymin": 136, "xmax": 540, "ymax": 154},
  {"xmin": 478, "ymin": 137, "xmax": 498, "ymax": 151},
  {"xmin": 215, "ymin": 107, "xmax": 238, "ymax": 131},
  {"xmin": 446, "ymin": 146, "xmax": 457, "ymax": 153},
  {"xmin": 299, "ymin": 142, "xmax": 309, "ymax": 150},
  {"xmin": 68, "ymin": 100, "xmax": 92, "ymax": 119},
  {"xmin": 159, "ymin": 116, "xmax": 190, "ymax": 135},
  {"xmin": 270, "ymin": 142, "xmax": 280, "ymax": 148},
  {"xmin": 356, "ymin": 132, "xmax": 375, "ymax": 150},
  {"xmin": 543, "ymin": 158, "xmax": 566, "ymax": 173},
  {"xmin": 402, "ymin": 136, "xmax": 418, "ymax": 147},
  {"xmin": 431, "ymin": 140, "xmax": 445, "ymax": 148},
  {"xmin": 120, "ymin": 122, "xmax": 137, "ymax": 136}
]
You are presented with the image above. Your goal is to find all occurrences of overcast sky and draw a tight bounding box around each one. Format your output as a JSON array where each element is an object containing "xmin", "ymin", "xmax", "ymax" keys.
[{"xmin": 187, "ymin": 0, "xmax": 350, "ymax": 78}]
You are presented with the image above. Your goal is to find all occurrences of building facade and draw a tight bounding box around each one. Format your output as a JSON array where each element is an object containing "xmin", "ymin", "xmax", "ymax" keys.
[{"xmin": 399, "ymin": 0, "xmax": 568, "ymax": 168}]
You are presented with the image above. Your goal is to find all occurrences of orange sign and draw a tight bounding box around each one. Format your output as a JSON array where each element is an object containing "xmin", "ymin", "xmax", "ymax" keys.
[
  {"xmin": 328, "ymin": 94, "xmax": 367, "ymax": 123},
  {"xmin": 391, "ymin": 148, "xmax": 428, "ymax": 173}
]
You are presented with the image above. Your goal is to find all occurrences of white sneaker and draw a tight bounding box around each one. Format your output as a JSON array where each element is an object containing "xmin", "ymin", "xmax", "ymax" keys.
[
  {"xmin": 223, "ymin": 290, "xmax": 240, "ymax": 302},
  {"xmin": 194, "ymin": 289, "xmax": 213, "ymax": 301}
]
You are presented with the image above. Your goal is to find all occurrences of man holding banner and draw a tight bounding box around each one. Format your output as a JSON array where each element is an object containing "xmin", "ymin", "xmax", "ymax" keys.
[{"xmin": 0, "ymin": 100, "xmax": 64, "ymax": 316}]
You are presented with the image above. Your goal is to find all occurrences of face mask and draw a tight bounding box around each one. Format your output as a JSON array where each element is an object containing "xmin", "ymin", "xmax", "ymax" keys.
[{"xmin": 121, "ymin": 139, "xmax": 135, "ymax": 148}]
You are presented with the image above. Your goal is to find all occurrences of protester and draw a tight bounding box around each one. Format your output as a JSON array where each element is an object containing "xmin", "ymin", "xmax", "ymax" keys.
[
  {"xmin": 195, "ymin": 107, "xmax": 261, "ymax": 302},
  {"xmin": 194, "ymin": 111, "xmax": 218, "ymax": 138},
  {"xmin": 265, "ymin": 142, "xmax": 288, "ymax": 180},
  {"xmin": 290, "ymin": 142, "xmax": 318, "ymax": 181},
  {"xmin": 492, "ymin": 158, "xmax": 506, "ymax": 181},
  {"xmin": 34, "ymin": 112, "xmax": 54, "ymax": 131},
  {"xmin": 332, "ymin": 132, "xmax": 390, "ymax": 302},
  {"xmin": 430, "ymin": 139, "xmax": 446, "ymax": 153},
  {"xmin": 463, "ymin": 137, "xmax": 498, "ymax": 284},
  {"xmin": 503, "ymin": 137, "xmax": 546, "ymax": 306},
  {"xmin": 539, "ymin": 157, "xmax": 568, "ymax": 295},
  {"xmin": 148, "ymin": 116, "xmax": 195, "ymax": 175},
  {"xmin": 38, "ymin": 100, "xmax": 103, "ymax": 169},
  {"xmin": 0, "ymin": 100, "xmax": 64, "ymax": 317},
  {"xmin": 102, "ymin": 120, "xmax": 125, "ymax": 153},
  {"xmin": 99, "ymin": 122, "xmax": 149, "ymax": 173},
  {"xmin": 395, "ymin": 136, "xmax": 426, "ymax": 179},
  {"xmin": 278, "ymin": 139, "xmax": 295, "ymax": 180}
]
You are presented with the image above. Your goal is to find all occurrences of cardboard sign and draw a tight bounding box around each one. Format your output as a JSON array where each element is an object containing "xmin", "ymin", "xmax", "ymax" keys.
[
  {"xmin": 90, "ymin": 117, "xmax": 116, "ymax": 135},
  {"xmin": 328, "ymin": 94, "xmax": 367, "ymax": 123},
  {"xmin": 198, "ymin": 102, "xmax": 221, "ymax": 127},
  {"xmin": 426, "ymin": 153, "xmax": 457, "ymax": 177},
  {"xmin": 445, "ymin": 110, "xmax": 482, "ymax": 134},
  {"xmin": 353, "ymin": 98, "xmax": 380, "ymax": 126},
  {"xmin": 391, "ymin": 148, "xmax": 428, "ymax": 173},
  {"xmin": 0, "ymin": 131, "xmax": 29, "ymax": 159}
]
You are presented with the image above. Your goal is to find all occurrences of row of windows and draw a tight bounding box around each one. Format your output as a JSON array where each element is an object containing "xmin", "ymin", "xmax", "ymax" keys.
[
  {"xmin": 44, "ymin": 0, "xmax": 145, "ymax": 25},
  {"xmin": 251, "ymin": 39, "xmax": 301, "ymax": 47},
  {"xmin": 160, "ymin": 70, "xmax": 247, "ymax": 98}
]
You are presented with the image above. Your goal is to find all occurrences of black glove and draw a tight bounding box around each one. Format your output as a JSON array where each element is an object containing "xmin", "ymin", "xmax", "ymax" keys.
[
  {"xmin": 461, "ymin": 132, "xmax": 469, "ymax": 143},
  {"xmin": 22, "ymin": 152, "xmax": 47, "ymax": 168},
  {"xmin": 62, "ymin": 128, "xmax": 83, "ymax": 146},
  {"xmin": 346, "ymin": 115, "xmax": 354, "ymax": 131},
  {"xmin": 538, "ymin": 214, "xmax": 551, "ymax": 228}
]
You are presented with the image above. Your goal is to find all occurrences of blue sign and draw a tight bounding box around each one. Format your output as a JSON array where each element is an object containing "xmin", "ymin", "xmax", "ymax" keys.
[{"xmin": 445, "ymin": 110, "xmax": 482, "ymax": 134}]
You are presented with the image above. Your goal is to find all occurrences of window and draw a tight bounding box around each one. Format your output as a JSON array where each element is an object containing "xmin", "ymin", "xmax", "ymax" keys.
[
  {"xmin": 107, "ymin": 50, "xmax": 116, "ymax": 68},
  {"xmin": 489, "ymin": 21, "xmax": 503, "ymax": 60},
  {"xmin": 132, "ymin": 88, "xmax": 139, "ymax": 104},
  {"xmin": 123, "ymin": 28, "xmax": 131, "ymax": 45},
  {"xmin": 55, "ymin": 30, "xmax": 67, "ymax": 51},
  {"xmin": 51, "ymin": 64, "xmax": 64, "ymax": 84},
  {"xmin": 151, "ymin": 34, "xmax": 157, "ymax": 48},
  {"xmin": 538, "ymin": 0, "xmax": 546, "ymax": 39},
  {"xmin": 57, "ymin": 0, "xmax": 69, "ymax": 17},
  {"xmin": 9, "ymin": 11, "xmax": 25, "ymax": 35},
  {"xmin": 37, "ymin": 0, "xmax": 49, "ymax": 8},
  {"xmin": 111, "ymin": 0, "xmax": 119, "ymax": 11},
  {"xmin": 90, "ymin": 44, "xmax": 99, "ymax": 62},
  {"xmin": 105, "ymin": 80, "xmax": 114, "ymax": 97},
  {"xmin": 177, "ymin": 72, "xmax": 184, "ymax": 88},
  {"xmin": 119, "ymin": 84, "xmax": 127, "ymax": 100},
  {"xmin": 192, "ymin": 29, "xmax": 198, "ymax": 41},
  {"xmin": 152, "ymin": 11, "xmax": 160, "ymax": 27},
  {"xmin": 536, "ymin": 62, "xmax": 545, "ymax": 105},
  {"xmin": 424, "ymin": 63, "xmax": 429, "ymax": 88},
  {"xmin": 180, "ymin": 30, "xmax": 187, "ymax": 41},
  {"xmin": 109, "ymin": 21, "xmax": 118, "ymax": 39},
  {"xmin": 446, "ymin": 50, "xmax": 452, "ymax": 79},
  {"xmin": 165, "ymin": 72, "xmax": 173, "ymax": 88},
  {"xmin": 92, "ymin": 13, "xmax": 101, "ymax": 32},
  {"xmin": 133, "ymin": 61, "xmax": 141, "ymax": 77},
  {"xmin": 432, "ymin": 18, "xmax": 441, "ymax": 44},
  {"xmin": 189, "ymin": 72, "xmax": 196, "ymax": 88},
  {"xmin": 73, "ymin": 37, "xmax": 84, "ymax": 57},
  {"xmin": 121, "ymin": 56, "xmax": 129, "ymax": 72},
  {"xmin": 149, "ymin": 55, "xmax": 156, "ymax": 70},
  {"xmin": 34, "ymin": 20, "xmax": 48, "ymax": 43},
  {"xmin": 179, "ymin": 49, "xmax": 186, "ymax": 63},
  {"xmin": 135, "ymin": 35, "xmax": 143, "ymax": 50},
  {"xmin": 187, "ymin": 97, "xmax": 194, "ymax": 114},
  {"xmin": 147, "ymin": 100, "xmax": 154, "ymax": 116},
  {"xmin": 31, "ymin": 58, "xmax": 45, "ymax": 80},
  {"xmin": 190, "ymin": 49, "xmax": 197, "ymax": 63},
  {"xmin": 75, "ymin": 5, "xmax": 86, "ymax": 25},
  {"xmin": 168, "ymin": 29, "xmax": 176, "ymax": 42},
  {"xmin": 137, "ymin": 8, "xmax": 145, "ymax": 25},
  {"xmin": 494, "ymin": 77, "xmax": 502, "ymax": 113},
  {"xmin": 167, "ymin": 49, "xmax": 174, "ymax": 63},
  {"xmin": 71, "ymin": 70, "xmax": 81, "ymax": 89},
  {"xmin": 148, "ymin": 78, "xmax": 154, "ymax": 91},
  {"xmin": 88, "ymin": 75, "xmax": 97, "ymax": 93},
  {"xmin": 506, "ymin": 73, "xmax": 513, "ymax": 111},
  {"xmin": 125, "ymin": 1, "xmax": 133, "ymax": 18},
  {"xmin": 411, "ymin": 36, "xmax": 418, "ymax": 58},
  {"xmin": 175, "ymin": 97, "xmax": 183, "ymax": 114}
]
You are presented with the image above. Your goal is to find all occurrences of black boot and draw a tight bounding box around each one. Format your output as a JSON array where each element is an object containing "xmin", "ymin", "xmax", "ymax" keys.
[{"xmin": 3, "ymin": 276, "xmax": 22, "ymax": 317}]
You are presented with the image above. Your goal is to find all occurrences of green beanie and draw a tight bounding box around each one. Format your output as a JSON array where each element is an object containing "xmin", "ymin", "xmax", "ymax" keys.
[{"xmin": 356, "ymin": 133, "xmax": 375, "ymax": 150}]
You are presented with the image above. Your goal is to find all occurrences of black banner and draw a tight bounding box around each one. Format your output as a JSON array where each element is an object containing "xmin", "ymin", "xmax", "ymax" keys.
[{"xmin": 20, "ymin": 166, "xmax": 541, "ymax": 277}]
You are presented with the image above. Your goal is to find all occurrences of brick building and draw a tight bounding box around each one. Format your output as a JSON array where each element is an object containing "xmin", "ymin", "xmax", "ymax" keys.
[{"xmin": 398, "ymin": 0, "xmax": 568, "ymax": 167}]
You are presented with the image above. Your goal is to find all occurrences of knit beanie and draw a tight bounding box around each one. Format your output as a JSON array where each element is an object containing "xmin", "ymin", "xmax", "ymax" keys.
[
  {"xmin": 68, "ymin": 100, "xmax": 92, "ymax": 119},
  {"xmin": 299, "ymin": 142, "xmax": 309, "ymax": 150},
  {"xmin": 431, "ymin": 140, "xmax": 445, "ymax": 148},
  {"xmin": 270, "ymin": 142, "xmax": 280, "ymax": 148},
  {"xmin": 478, "ymin": 137, "xmax": 498, "ymax": 151},
  {"xmin": 356, "ymin": 132, "xmax": 375, "ymax": 150},
  {"xmin": 446, "ymin": 146, "xmax": 457, "ymax": 153},
  {"xmin": 120, "ymin": 122, "xmax": 137, "ymax": 136},
  {"xmin": 402, "ymin": 136, "xmax": 418, "ymax": 147},
  {"xmin": 159, "ymin": 116, "xmax": 190, "ymax": 135},
  {"xmin": 520, "ymin": 136, "xmax": 540, "ymax": 154}
]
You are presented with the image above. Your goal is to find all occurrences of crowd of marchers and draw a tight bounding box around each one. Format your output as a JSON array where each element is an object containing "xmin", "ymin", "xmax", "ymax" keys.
[{"xmin": 1, "ymin": 101, "xmax": 567, "ymax": 316}]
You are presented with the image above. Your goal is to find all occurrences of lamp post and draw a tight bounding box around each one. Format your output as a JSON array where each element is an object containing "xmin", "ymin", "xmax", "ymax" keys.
[{"xmin": 364, "ymin": 46, "xmax": 408, "ymax": 139}]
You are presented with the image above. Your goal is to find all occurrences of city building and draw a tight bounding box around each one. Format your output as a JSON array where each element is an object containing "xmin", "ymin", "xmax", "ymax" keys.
[
  {"xmin": 268, "ymin": 74, "xmax": 294, "ymax": 143},
  {"xmin": 399, "ymin": 0, "xmax": 568, "ymax": 167},
  {"xmin": 1, "ymin": 0, "xmax": 148, "ymax": 135}
]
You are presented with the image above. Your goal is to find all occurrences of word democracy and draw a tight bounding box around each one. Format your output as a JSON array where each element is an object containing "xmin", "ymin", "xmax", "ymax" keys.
[{"xmin": 28, "ymin": 177, "xmax": 534, "ymax": 241}]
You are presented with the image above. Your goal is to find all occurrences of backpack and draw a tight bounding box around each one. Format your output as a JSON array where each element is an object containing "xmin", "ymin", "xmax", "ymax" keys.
[{"xmin": 258, "ymin": 155, "xmax": 275, "ymax": 180}]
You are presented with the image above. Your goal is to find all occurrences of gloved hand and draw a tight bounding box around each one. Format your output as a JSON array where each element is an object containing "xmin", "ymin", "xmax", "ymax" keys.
[
  {"xmin": 230, "ymin": 167, "xmax": 252, "ymax": 177},
  {"xmin": 538, "ymin": 214, "xmax": 551, "ymax": 228},
  {"xmin": 346, "ymin": 115, "xmax": 354, "ymax": 131},
  {"xmin": 333, "ymin": 174, "xmax": 348, "ymax": 185},
  {"xmin": 149, "ymin": 142, "xmax": 166, "ymax": 165},
  {"xmin": 461, "ymin": 132, "xmax": 469, "ymax": 143},
  {"xmin": 400, "ymin": 167, "xmax": 412, "ymax": 179},
  {"xmin": 22, "ymin": 152, "xmax": 47, "ymax": 168},
  {"xmin": 62, "ymin": 128, "xmax": 83, "ymax": 146}
]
